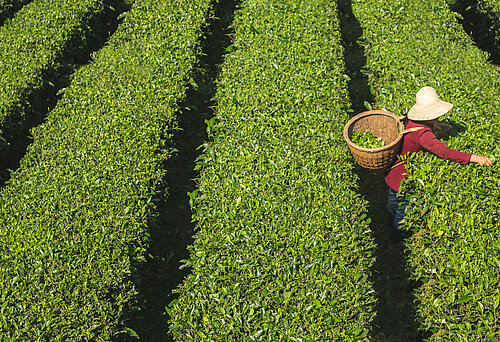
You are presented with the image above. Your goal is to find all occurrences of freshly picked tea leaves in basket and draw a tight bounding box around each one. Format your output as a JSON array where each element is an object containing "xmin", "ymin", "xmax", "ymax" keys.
[
  {"xmin": 343, "ymin": 110, "xmax": 403, "ymax": 171},
  {"xmin": 351, "ymin": 131, "xmax": 385, "ymax": 149}
]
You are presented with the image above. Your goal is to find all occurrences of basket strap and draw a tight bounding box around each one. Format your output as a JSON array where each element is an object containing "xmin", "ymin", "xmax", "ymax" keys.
[
  {"xmin": 390, "ymin": 127, "xmax": 426, "ymax": 169},
  {"xmin": 391, "ymin": 161, "xmax": 405, "ymax": 169},
  {"xmin": 400, "ymin": 126, "xmax": 425, "ymax": 135}
]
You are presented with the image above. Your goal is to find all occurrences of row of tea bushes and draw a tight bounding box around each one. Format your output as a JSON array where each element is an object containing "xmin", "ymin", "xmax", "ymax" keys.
[
  {"xmin": 168, "ymin": 0, "xmax": 376, "ymax": 340},
  {"xmin": 352, "ymin": 0, "xmax": 500, "ymax": 339},
  {"xmin": 0, "ymin": 0, "xmax": 212, "ymax": 339},
  {"xmin": 0, "ymin": 0, "xmax": 111, "ymax": 146},
  {"xmin": 0, "ymin": 0, "xmax": 31, "ymax": 22}
]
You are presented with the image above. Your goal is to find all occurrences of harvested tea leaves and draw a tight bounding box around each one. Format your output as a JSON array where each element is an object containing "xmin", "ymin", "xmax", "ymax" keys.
[{"xmin": 351, "ymin": 131, "xmax": 385, "ymax": 149}]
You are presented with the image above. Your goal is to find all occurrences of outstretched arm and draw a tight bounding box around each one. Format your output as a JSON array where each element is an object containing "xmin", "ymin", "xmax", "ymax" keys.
[
  {"xmin": 419, "ymin": 130, "xmax": 472, "ymax": 164},
  {"xmin": 419, "ymin": 130, "xmax": 492, "ymax": 167},
  {"xmin": 427, "ymin": 125, "xmax": 492, "ymax": 166}
]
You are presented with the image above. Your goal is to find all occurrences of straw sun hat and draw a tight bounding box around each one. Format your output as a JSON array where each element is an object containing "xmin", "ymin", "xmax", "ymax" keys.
[{"xmin": 407, "ymin": 86, "xmax": 453, "ymax": 121}]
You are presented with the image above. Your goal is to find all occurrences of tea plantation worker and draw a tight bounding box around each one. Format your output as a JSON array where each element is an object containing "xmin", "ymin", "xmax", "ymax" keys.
[{"xmin": 385, "ymin": 86, "xmax": 492, "ymax": 242}]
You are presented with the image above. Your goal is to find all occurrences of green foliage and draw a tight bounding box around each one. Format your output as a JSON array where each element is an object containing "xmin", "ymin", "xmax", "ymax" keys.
[
  {"xmin": 0, "ymin": 0, "xmax": 109, "ymax": 145},
  {"xmin": 0, "ymin": 0, "xmax": 211, "ymax": 339},
  {"xmin": 168, "ymin": 0, "xmax": 376, "ymax": 340},
  {"xmin": 352, "ymin": 0, "xmax": 500, "ymax": 339},
  {"xmin": 351, "ymin": 131, "xmax": 385, "ymax": 149}
]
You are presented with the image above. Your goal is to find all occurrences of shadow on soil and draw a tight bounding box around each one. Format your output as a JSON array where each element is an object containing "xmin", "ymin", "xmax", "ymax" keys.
[
  {"xmin": 434, "ymin": 120, "xmax": 466, "ymax": 141},
  {"xmin": 355, "ymin": 168, "xmax": 420, "ymax": 342},
  {"xmin": 449, "ymin": 0, "xmax": 500, "ymax": 65},
  {"xmin": 337, "ymin": 0, "xmax": 374, "ymax": 114},
  {"xmin": 121, "ymin": 1, "xmax": 239, "ymax": 341},
  {"xmin": 338, "ymin": 1, "xmax": 420, "ymax": 340},
  {"xmin": 0, "ymin": 0, "xmax": 131, "ymax": 187},
  {"xmin": 0, "ymin": 0, "xmax": 32, "ymax": 26}
]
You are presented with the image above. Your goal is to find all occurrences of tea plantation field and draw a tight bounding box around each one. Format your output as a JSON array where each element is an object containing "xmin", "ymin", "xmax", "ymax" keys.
[
  {"xmin": 0, "ymin": 0, "xmax": 110, "ymax": 142},
  {"xmin": 353, "ymin": 0, "xmax": 500, "ymax": 339},
  {"xmin": 0, "ymin": 0, "xmax": 498, "ymax": 340},
  {"xmin": 0, "ymin": 0, "xmax": 212, "ymax": 339},
  {"xmin": 167, "ymin": 0, "xmax": 376, "ymax": 339}
]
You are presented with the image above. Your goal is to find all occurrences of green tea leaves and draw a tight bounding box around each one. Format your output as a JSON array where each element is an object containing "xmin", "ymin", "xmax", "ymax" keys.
[
  {"xmin": 353, "ymin": 0, "xmax": 500, "ymax": 337},
  {"xmin": 0, "ymin": 0, "xmax": 213, "ymax": 339},
  {"xmin": 168, "ymin": 0, "xmax": 376, "ymax": 339},
  {"xmin": 351, "ymin": 131, "xmax": 385, "ymax": 149}
]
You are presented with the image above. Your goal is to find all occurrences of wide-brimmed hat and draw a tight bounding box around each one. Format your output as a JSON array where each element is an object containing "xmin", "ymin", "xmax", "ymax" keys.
[{"xmin": 407, "ymin": 86, "xmax": 453, "ymax": 121}]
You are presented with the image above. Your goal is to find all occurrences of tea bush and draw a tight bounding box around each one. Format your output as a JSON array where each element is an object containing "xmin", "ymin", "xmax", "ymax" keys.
[
  {"xmin": 0, "ymin": 0, "xmax": 113, "ymax": 146},
  {"xmin": 352, "ymin": 0, "xmax": 500, "ymax": 339},
  {"xmin": 168, "ymin": 0, "xmax": 376, "ymax": 340},
  {"xmin": 0, "ymin": 0, "xmax": 211, "ymax": 339}
]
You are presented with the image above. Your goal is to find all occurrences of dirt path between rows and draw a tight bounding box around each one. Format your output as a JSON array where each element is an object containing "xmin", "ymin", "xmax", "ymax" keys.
[{"xmin": 338, "ymin": 0, "xmax": 419, "ymax": 340}]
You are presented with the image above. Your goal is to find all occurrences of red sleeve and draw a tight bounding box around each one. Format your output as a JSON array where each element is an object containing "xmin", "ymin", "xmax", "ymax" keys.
[{"xmin": 419, "ymin": 130, "xmax": 472, "ymax": 165}]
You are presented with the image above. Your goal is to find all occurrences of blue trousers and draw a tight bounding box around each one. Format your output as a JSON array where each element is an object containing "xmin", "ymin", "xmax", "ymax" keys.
[{"xmin": 387, "ymin": 187, "xmax": 408, "ymax": 232}]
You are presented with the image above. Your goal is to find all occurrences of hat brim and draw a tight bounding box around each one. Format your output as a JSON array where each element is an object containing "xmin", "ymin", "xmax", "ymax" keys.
[{"xmin": 407, "ymin": 100, "xmax": 453, "ymax": 121}]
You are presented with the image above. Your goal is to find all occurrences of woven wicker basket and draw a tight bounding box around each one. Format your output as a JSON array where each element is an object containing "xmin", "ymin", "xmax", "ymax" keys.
[{"xmin": 343, "ymin": 110, "xmax": 411, "ymax": 172}]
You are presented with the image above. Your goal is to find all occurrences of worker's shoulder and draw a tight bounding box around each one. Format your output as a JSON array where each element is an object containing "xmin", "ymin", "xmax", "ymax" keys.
[{"xmin": 406, "ymin": 120, "xmax": 432, "ymax": 133}]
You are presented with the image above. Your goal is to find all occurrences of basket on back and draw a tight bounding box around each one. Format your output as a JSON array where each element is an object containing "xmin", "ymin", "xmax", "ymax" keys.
[{"xmin": 343, "ymin": 110, "xmax": 407, "ymax": 172}]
